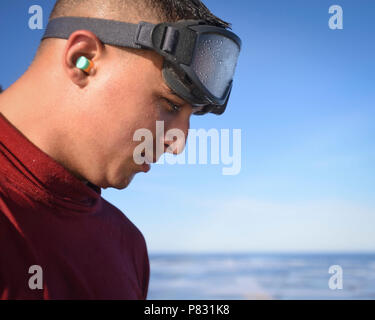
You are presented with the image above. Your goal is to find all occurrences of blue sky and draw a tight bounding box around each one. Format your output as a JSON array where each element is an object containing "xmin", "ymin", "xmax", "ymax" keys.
[{"xmin": 1, "ymin": 1, "xmax": 374, "ymax": 253}]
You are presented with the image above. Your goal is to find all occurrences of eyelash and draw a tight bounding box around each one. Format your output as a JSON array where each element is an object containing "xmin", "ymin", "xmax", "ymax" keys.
[{"xmin": 165, "ymin": 99, "xmax": 182, "ymax": 114}]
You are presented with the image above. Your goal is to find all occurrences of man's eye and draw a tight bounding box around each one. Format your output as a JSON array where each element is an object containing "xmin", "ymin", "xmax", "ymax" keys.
[{"xmin": 165, "ymin": 99, "xmax": 182, "ymax": 113}]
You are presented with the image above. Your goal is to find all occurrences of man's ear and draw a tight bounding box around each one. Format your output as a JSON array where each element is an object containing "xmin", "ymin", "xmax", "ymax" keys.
[{"xmin": 63, "ymin": 30, "xmax": 104, "ymax": 87}]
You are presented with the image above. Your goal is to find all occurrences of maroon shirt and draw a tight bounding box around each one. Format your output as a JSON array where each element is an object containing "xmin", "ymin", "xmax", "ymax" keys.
[{"xmin": 0, "ymin": 113, "xmax": 149, "ymax": 299}]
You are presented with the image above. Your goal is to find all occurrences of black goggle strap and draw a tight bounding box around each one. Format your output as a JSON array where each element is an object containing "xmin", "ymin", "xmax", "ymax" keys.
[
  {"xmin": 42, "ymin": 17, "xmax": 226, "ymax": 116},
  {"xmin": 42, "ymin": 16, "xmax": 156, "ymax": 49}
]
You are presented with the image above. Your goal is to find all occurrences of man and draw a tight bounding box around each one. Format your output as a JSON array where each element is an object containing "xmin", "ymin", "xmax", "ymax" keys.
[{"xmin": 0, "ymin": 0, "xmax": 240, "ymax": 299}]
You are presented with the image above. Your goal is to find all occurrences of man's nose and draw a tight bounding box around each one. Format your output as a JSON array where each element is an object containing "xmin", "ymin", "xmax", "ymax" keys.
[{"xmin": 163, "ymin": 116, "xmax": 190, "ymax": 155}]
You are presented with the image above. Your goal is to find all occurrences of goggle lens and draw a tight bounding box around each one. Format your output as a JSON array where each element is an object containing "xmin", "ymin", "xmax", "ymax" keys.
[{"xmin": 191, "ymin": 33, "xmax": 240, "ymax": 100}]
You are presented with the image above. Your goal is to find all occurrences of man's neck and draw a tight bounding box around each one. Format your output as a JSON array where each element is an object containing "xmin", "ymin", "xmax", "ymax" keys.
[{"xmin": 0, "ymin": 70, "xmax": 88, "ymax": 185}]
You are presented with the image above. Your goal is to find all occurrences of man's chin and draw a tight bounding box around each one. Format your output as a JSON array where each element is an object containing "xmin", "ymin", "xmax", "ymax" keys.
[{"xmin": 107, "ymin": 172, "xmax": 136, "ymax": 190}]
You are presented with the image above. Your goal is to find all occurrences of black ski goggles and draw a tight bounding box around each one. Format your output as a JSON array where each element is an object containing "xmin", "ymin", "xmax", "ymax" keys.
[{"xmin": 42, "ymin": 17, "xmax": 242, "ymax": 115}]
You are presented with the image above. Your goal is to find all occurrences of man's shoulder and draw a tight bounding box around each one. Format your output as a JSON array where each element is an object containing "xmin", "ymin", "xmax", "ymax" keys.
[{"xmin": 100, "ymin": 197, "xmax": 147, "ymax": 246}]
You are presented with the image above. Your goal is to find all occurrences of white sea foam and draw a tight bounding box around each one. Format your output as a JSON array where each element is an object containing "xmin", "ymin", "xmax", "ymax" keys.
[{"xmin": 147, "ymin": 253, "xmax": 375, "ymax": 300}]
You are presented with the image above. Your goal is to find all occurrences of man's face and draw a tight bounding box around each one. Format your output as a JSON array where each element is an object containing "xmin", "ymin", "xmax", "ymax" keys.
[{"xmin": 71, "ymin": 46, "xmax": 193, "ymax": 189}]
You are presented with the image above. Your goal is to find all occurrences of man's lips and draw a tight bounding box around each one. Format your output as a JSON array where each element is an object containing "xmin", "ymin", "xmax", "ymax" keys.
[
  {"xmin": 139, "ymin": 151, "xmax": 152, "ymax": 173},
  {"xmin": 141, "ymin": 163, "xmax": 151, "ymax": 173},
  {"xmin": 141, "ymin": 151, "xmax": 157, "ymax": 164}
]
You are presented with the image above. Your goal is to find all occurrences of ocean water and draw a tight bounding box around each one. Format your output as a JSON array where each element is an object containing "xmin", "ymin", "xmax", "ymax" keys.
[{"xmin": 147, "ymin": 253, "xmax": 375, "ymax": 300}]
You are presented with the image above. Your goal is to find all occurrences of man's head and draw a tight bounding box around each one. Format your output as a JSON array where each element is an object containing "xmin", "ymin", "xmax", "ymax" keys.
[{"xmin": 1, "ymin": 0, "xmax": 231, "ymax": 190}]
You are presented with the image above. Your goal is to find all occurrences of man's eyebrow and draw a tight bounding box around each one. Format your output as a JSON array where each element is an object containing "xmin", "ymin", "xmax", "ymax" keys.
[{"xmin": 164, "ymin": 86, "xmax": 186, "ymax": 105}]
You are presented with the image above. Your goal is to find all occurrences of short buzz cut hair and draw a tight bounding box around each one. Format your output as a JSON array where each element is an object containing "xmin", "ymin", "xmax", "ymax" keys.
[
  {"xmin": 49, "ymin": 0, "xmax": 231, "ymax": 28},
  {"xmin": 35, "ymin": 0, "xmax": 231, "ymax": 60}
]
